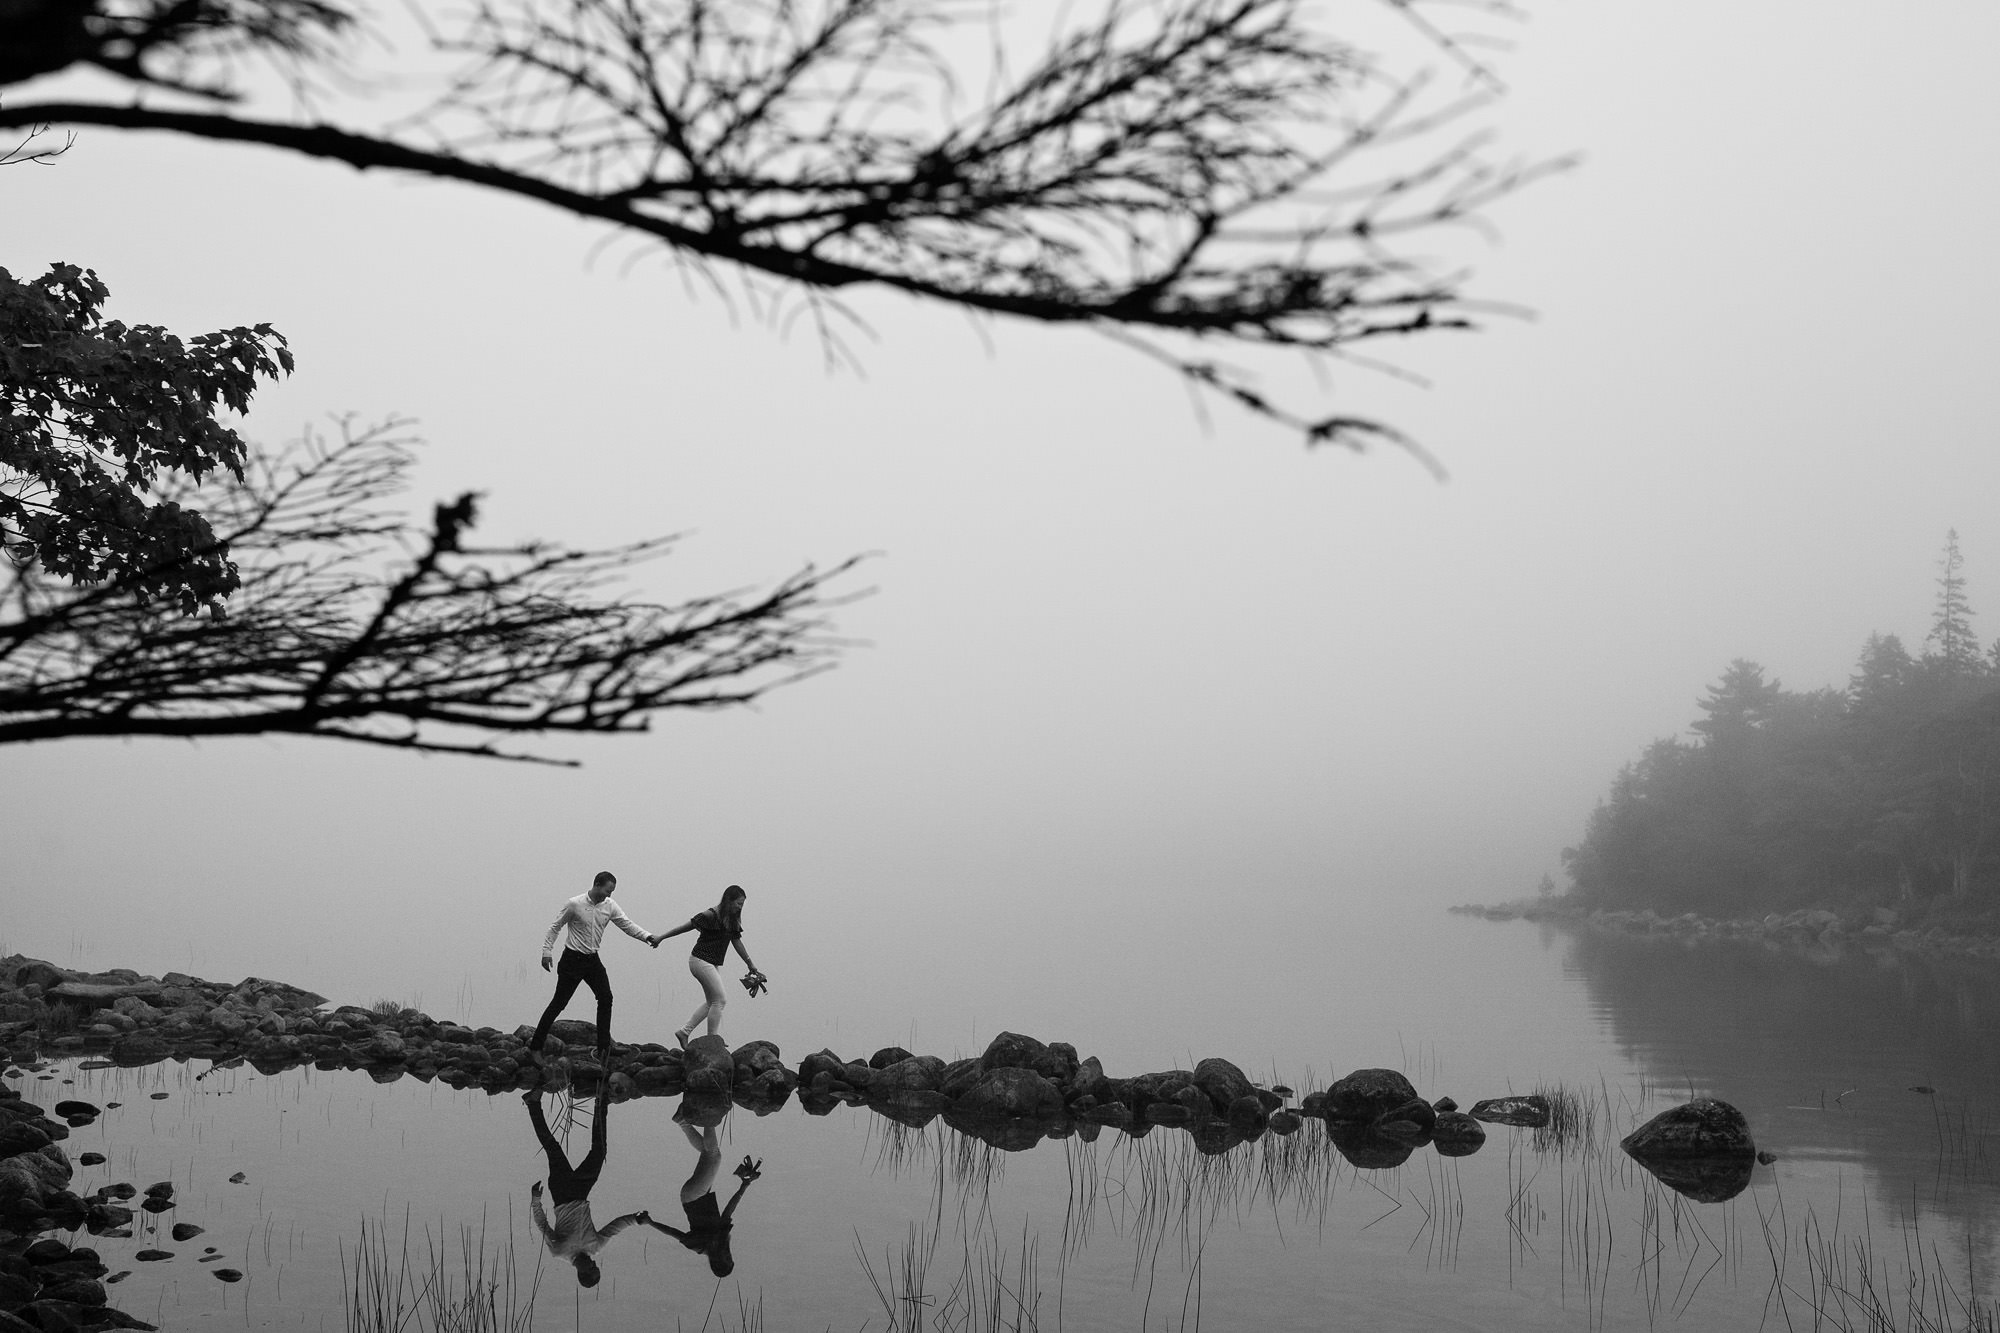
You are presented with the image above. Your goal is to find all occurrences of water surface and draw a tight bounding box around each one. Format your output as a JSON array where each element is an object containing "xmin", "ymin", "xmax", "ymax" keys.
[{"xmin": 14, "ymin": 913, "xmax": 2000, "ymax": 1329}]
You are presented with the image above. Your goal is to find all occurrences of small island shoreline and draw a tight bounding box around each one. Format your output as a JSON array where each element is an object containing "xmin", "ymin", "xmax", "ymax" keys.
[{"xmin": 1449, "ymin": 900, "xmax": 2000, "ymax": 962}]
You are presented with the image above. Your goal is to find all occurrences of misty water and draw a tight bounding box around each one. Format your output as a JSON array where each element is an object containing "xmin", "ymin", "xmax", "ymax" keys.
[{"xmin": 16, "ymin": 909, "xmax": 2000, "ymax": 1331}]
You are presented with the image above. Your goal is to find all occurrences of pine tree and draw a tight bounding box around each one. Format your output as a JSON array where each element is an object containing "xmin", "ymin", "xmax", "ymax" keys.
[
  {"xmin": 1691, "ymin": 659, "xmax": 1782, "ymax": 747},
  {"xmin": 1926, "ymin": 530, "xmax": 1982, "ymax": 676}
]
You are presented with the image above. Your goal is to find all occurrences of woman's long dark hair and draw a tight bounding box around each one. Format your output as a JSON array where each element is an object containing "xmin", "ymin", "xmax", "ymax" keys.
[{"xmin": 716, "ymin": 884, "xmax": 746, "ymax": 932}]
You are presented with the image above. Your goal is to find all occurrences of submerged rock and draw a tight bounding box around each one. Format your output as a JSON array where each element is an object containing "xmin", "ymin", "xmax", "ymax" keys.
[{"xmin": 1467, "ymin": 1095, "xmax": 1552, "ymax": 1128}]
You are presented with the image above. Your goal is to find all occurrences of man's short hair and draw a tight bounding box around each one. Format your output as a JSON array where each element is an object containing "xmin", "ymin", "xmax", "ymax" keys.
[{"xmin": 593, "ymin": 871, "xmax": 617, "ymax": 888}]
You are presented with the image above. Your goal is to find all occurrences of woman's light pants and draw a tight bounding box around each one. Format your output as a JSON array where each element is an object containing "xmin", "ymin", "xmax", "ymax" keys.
[{"xmin": 679, "ymin": 957, "xmax": 727, "ymax": 1039}]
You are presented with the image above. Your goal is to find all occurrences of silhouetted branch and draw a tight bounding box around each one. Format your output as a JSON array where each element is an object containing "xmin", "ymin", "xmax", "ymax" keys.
[
  {"xmin": 0, "ymin": 420, "xmax": 861, "ymax": 764},
  {"xmin": 0, "ymin": 0, "xmax": 1565, "ymax": 457},
  {"xmin": 0, "ymin": 123, "xmax": 74, "ymax": 164}
]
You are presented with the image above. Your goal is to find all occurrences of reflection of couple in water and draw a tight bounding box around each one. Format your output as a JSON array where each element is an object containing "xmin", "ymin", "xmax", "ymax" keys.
[
  {"xmin": 526, "ymin": 1086, "xmax": 761, "ymax": 1286},
  {"xmin": 651, "ymin": 1121, "xmax": 761, "ymax": 1276}
]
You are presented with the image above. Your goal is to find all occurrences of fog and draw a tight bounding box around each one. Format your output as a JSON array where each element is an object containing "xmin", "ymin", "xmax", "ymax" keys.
[{"xmin": 5, "ymin": 3, "xmax": 1999, "ymax": 1067}]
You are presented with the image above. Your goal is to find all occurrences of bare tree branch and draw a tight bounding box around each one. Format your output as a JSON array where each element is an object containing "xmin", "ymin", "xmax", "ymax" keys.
[
  {"xmin": 0, "ymin": 0, "xmax": 1565, "ymax": 459},
  {"xmin": 0, "ymin": 420, "xmax": 862, "ymax": 764}
]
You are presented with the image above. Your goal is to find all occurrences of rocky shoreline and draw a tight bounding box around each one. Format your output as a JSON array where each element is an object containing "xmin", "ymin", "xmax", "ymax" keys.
[
  {"xmin": 0, "ymin": 952, "xmax": 1737, "ymax": 1330},
  {"xmin": 1449, "ymin": 901, "xmax": 2000, "ymax": 961}
]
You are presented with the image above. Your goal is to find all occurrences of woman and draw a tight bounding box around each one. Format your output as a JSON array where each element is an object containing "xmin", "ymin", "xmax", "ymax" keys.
[{"xmin": 656, "ymin": 884, "xmax": 766, "ymax": 1046}]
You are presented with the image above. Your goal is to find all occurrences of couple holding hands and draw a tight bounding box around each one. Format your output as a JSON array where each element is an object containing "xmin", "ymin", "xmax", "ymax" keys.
[{"xmin": 529, "ymin": 872, "xmax": 767, "ymax": 1063}]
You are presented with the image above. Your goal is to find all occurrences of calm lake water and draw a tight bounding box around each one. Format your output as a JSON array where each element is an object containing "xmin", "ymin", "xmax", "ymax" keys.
[{"xmin": 13, "ymin": 910, "xmax": 2000, "ymax": 1330}]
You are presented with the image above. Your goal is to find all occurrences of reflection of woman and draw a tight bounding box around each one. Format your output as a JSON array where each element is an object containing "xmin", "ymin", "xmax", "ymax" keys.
[
  {"xmin": 526, "ymin": 1088, "xmax": 646, "ymax": 1287},
  {"xmin": 644, "ymin": 1123, "xmax": 760, "ymax": 1276},
  {"xmin": 656, "ymin": 884, "xmax": 766, "ymax": 1046}
]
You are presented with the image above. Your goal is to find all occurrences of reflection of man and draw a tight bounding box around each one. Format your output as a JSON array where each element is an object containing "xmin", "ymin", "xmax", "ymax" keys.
[
  {"xmin": 526, "ymin": 1088, "xmax": 646, "ymax": 1287},
  {"xmin": 645, "ymin": 1124, "xmax": 760, "ymax": 1276}
]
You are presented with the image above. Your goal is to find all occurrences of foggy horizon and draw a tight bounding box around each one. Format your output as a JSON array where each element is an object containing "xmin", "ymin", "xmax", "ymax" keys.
[{"xmin": 6, "ymin": 0, "xmax": 2000, "ymax": 1052}]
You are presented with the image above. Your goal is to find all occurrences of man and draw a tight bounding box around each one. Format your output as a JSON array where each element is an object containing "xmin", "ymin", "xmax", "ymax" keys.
[{"xmin": 530, "ymin": 870, "xmax": 657, "ymax": 1063}]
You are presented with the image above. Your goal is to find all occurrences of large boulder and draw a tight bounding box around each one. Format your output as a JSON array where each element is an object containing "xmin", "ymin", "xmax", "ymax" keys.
[
  {"xmin": 1192, "ymin": 1059, "xmax": 1256, "ymax": 1117},
  {"xmin": 232, "ymin": 976, "xmax": 328, "ymax": 1008},
  {"xmin": 1621, "ymin": 1098, "xmax": 1754, "ymax": 1160},
  {"xmin": 205, "ymin": 1007, "xmax": 250, "ymax": 1040},
  {"xmin": 938, "ymin": 1058, "xmax": 985, "ymax": 1099},
  {"xmin": 869, "ymin": 1056, "xmax": 946, "ymax": 1096},
  {"xmin": 1323, "ymin": 1069, "xmax": 1421, "ymax": 1124},
  {"xmin": 1067, "ymin": 1056, "xmax": 1111, "ymax": 1106},
  {"xmin": 796, "ymin": 1049, "xmax": 846, "ymax": 1088},
  {"xmin": 2, "ymin": 958, "xmax": 68, "ymax": 992},
  {"xmin": 977, "ymin": 1032, "xmax": 1071, "ymax": 1082},
  {"xmin": 953, "ymin": 1067, "xmax": 1066, "ymax": 1120},
  {"xmin": 1125, "ymin": 1071, "xmax": 1197, "ymax": 1116},
  {"xmin": 868, "ymin": 1046, "xmax": 915, "ymax": 1070},
  {"xmin": 682, "ymin": 1035, "xmax": 734, "ymax": 1094},
  {"xmin": 1620, "ymin": 1099, "xmax": 1757, "ymax": 1203},
  {"xmin": 0, "ymin": 1121, "xmax": 53, "ymax": 1158},
  {"xmin": 48, "ymin": 982, "xmax": 163, "ymax": 1010},
  {"xmin": 547, "ymin": 1019, "xmax": 599, "ymax": 1048},
  {"xmin": 730, "ymin": 1041, "xmax": 795, "ymax": 1109},
  {"xmin": 731, "ymin": 1040, "xmax": 784, "ymax": 1080},
  {"xmin": 0, "ymin": 1144, "xmax": 72, "ymax": 1216}
]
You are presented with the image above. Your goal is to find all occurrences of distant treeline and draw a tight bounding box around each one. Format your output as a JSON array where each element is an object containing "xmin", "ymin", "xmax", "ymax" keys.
[{"xmin": 1564, "ymin": 532, "xmax": 2000, "ymax": 919}]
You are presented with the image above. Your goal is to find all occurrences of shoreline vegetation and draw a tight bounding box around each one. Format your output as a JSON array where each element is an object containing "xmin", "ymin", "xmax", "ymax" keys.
[{"xmin": 1531, "ymin": 534, "xmax": 2000, "ymax": 943}]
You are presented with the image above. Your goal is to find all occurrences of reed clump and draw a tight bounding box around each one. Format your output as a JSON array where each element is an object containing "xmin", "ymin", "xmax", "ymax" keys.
[{"xmin": 341, "ymin": 1206, "xmax": 540, "ymax": 1333}]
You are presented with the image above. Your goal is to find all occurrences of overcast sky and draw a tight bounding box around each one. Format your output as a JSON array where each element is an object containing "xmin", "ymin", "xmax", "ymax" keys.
[{"xmin": 5, "ymin": 2, "xmax": 1999, "ymax": 1058}]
